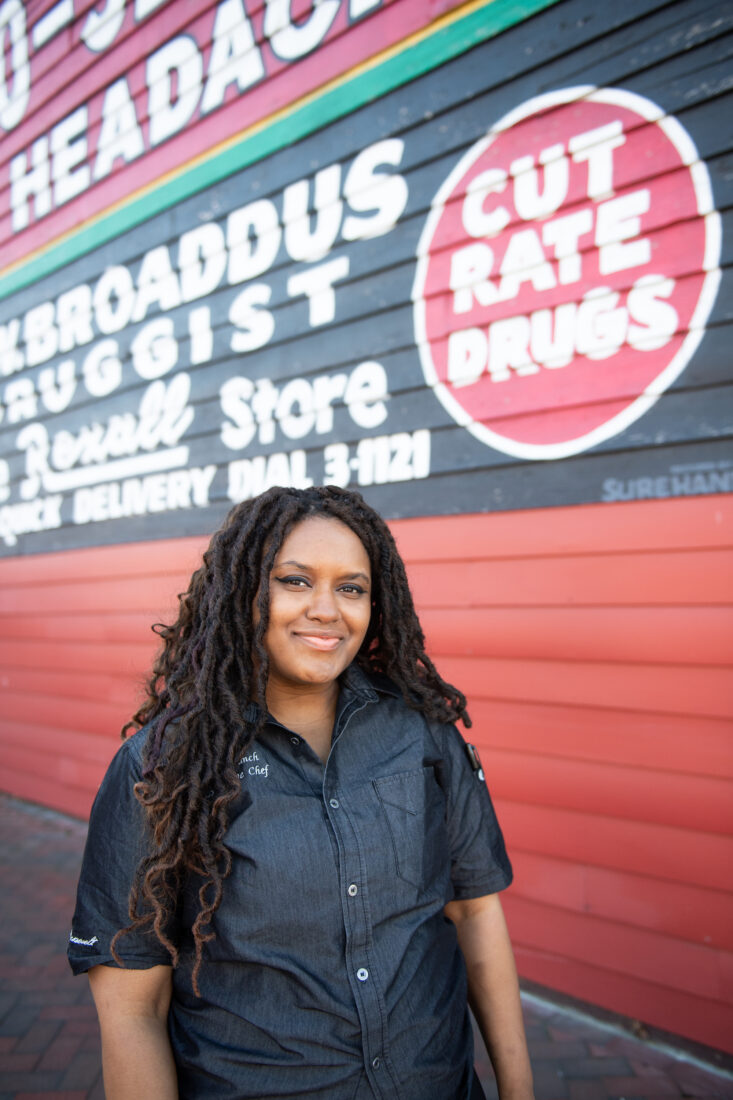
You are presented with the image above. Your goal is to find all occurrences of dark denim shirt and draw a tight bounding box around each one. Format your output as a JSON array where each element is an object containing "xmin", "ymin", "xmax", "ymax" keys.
[{"xmin": 69, "ymin": 666, "xmax": 512, "ymax": 1099}]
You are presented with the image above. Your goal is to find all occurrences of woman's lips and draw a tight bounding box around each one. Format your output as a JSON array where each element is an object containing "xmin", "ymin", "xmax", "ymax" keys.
[{"xmin": 295, "ymin": 633, "xmax": 342, "ymax": 651}]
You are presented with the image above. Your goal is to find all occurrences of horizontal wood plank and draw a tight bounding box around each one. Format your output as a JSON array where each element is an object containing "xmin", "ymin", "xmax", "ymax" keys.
[
  {"xmin": 0, "ymin": 719, "xmax": 122, "ymax": 767},
  {"xmin": 496, "ymin": 800, "xmax": 732, "ymax": 892},
  {"xmin": 0, "ymin": 662, "xmax": 148, "ymax": 706},
  {"xmin": 420, "ymin": 606, "xmax": 733, "ymax": 664},
  {"xmin": 505, "ymin": 894, "xmax": 730, "ymax": 1002},
  {"xmin": 392, "ymin": 498, "xmax": 733, "ymax": 560},
  {"xmin": 438, "ymin": 656, "xmax": 733, "ymax": 719},
  {"xmin": 483, "ymin": 748, "xmax": 732, "ymax": 835},
  {"xmin": 407, "ymin": 550, "xmax": 733, "ymax": 607},
  {"xmin": 0, "ymin": 642, "xmax": 154, "ymax": 683},
  {"xmin": 0, "ymin": 612, "xmax": 156, "ymax": 644},
  {"xmin": 510, "ymin": 939, "xmax": 733, "ymax": 1054},
  {"xmin": 0, "ymin": 537, "xmax": 207, "ymax": 586},
  {"xmin": 1, "ymin": 689, "xmax": 130, "ymax": 739},
  {"xmin": 0, "ymin": 574, "xmax": 185, "ymax": 617},
  {"xmin": 468, "ymin": 698, "xmax": 733, "ymax": 780},
  {"xmin": 509, "ymin": 850, "xmax": 733, "ymax": 951}
]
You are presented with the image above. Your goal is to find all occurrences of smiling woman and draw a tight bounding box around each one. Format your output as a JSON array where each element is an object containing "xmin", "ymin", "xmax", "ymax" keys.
[
  {"xmin": 263, "ymin": 517, "xmax": 372, "ymax": 759},
  {"xmin": 67, "ymin": 484, "xmax": 533, "ymax": 1100}
]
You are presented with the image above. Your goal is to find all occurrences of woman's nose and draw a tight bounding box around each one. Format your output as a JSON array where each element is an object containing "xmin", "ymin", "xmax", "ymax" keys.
[{"xmin": 306, "ymin": 585, "xmax": 339, "ymax": 620}]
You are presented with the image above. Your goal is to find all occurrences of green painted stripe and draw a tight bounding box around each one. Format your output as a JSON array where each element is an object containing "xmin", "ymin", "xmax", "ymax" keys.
[{"xmin": 0, "ymin": 0, "xmax": 560, "ymax": 302}]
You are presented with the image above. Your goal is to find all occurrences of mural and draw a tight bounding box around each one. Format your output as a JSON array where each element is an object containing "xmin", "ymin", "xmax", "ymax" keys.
[{"xmin": 0, "ymin": 0, "xmax": 728, "ymax": 555}]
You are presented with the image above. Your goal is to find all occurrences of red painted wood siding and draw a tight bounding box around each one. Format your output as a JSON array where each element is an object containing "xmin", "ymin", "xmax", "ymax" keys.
[{"xmin": 0, "ymin": 494, "xmax": 731, "ymax": 1051}]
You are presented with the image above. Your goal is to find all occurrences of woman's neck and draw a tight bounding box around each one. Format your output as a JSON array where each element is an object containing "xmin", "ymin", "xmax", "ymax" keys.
[{"xmin": 265, "ymin": 680, "xmax": 339, "ymax": 764}]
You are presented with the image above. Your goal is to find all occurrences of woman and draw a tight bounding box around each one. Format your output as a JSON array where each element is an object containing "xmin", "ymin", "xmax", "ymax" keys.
[{"xmin": 69, "ymin": 485, "xmax": 534, "ymax": 1100}]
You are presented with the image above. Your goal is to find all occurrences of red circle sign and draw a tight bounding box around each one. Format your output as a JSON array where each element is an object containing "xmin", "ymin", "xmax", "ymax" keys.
[{"xmin": 412, "ymin": 87, "xmax": 721, "ymax": 459}]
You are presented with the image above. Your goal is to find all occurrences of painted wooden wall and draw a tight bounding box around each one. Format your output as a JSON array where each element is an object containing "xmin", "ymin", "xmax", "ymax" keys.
[
  {"xmin": 1, "ymin": 0, "xmax": 731, "ymax": 1061},
  {"xmin": 1, "ymin": 492, "xmax": 731, "ymax": 1051}
]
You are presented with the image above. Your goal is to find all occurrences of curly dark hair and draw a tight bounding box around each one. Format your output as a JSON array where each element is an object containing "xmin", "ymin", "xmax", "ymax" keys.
[{"xmin": 112, "ymin": 485, "xmax": 470, "ymax": 993}]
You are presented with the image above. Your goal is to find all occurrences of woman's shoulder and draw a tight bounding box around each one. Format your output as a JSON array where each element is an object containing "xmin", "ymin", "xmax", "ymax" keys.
[{"xmin": 103, "ymin": 719, "xmax": 157, "ymax": 780}]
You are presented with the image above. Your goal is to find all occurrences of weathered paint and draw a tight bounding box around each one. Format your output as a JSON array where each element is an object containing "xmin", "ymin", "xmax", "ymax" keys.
[
  {"xmin": 0, "ymin": 0, "xmax": 731, "ymax": 1058},
  {"xmin": 1, "ymin": 2, "xmax": 730, "ymax": 551},
  {"xmin": 0, "ymin": 0, "xmax": 561, "ymax": 285}
]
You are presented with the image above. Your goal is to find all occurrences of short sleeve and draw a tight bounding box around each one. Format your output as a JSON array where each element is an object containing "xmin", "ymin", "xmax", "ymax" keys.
[
  {"xmin": 67, "ymin": 731, "xmax": 175, "ymax": 975},
  {"xmin": 440, "ymin": 724, "xmax": 513, "ymax": 899}
]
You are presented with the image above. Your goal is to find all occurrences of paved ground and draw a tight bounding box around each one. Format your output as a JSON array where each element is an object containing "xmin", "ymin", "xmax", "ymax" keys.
[{"xmin": 0, "ymin": 792, "xmax": 730, "ymax": 1100}]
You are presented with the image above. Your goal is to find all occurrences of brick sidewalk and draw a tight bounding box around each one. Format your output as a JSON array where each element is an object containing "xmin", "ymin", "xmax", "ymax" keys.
[{"xmin": 0, "ymin": 792, "xmax": 730, "ymax": 1100}]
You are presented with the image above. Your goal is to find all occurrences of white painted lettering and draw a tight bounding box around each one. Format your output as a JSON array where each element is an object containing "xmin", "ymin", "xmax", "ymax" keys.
[
  {"xmin": 227, "ymin": 199, "xmax": 281, "ymax": 284},
  {"xmin": 569, "ymin": 121, "xmax": 625, "ymax": 199},
  {"xmin": 132, "ymin": 245, "xmax": 182, "ymax": 321},
  {"xmin": 462, "ymin": 169, "xmax": 509, "ymax": 239},
  {"xmin": 596, "ymin": 190, "xmax": 651, "ymax": 275},
  {"xmin": 0, "ymin": 0, "xmax": 30, "ymax": 130},
  {"xmin": 10, "ymin": 136, "xmax": 51, "ymax": 231},
  {"xmin": 341, "ymin": 139, "xmax": 408, "ymax": 241},
  {"xmin": 51, "ymin": 106, "xmax": 90, "ymax": 207},
  {"xmin": 511, "ymin": 143, "xmax": 568, "ymax": 220},
  {"xmin": 179, "ymin": 223, "xmax": 227, "ymax": 302},
  {"xmin": 264, "ymin": 0, "xmax": 339, "ymax": 60},
  {"xmin": 147, "ymin": 35, "xmax": 203, "ymax": 147},
  {"xmin": 287, "ymin": 256, "xmax": 349, "ymax": 326},
  {"xmin": 229, "ymin": 284, "xmax": 274, "ymax": 351},
  {"xmin": 131, "ymin": 318, "xmax": 179, "ymax": 379},
  {"xmin": 94, "ymin": 78, "xmax": 145, "ymax": 181},
  {"xmin": 201, "ymin": 0, "xmax": 265, "ymax": 114},
  {"xmin": 284, "ymin": 164, "xmax": 342, "ymax": 262}
]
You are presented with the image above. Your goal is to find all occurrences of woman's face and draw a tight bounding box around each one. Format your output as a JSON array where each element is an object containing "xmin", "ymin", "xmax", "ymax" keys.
[{"xmin": 261, "ymin": 516, "xmax": 372, "ymax": 692}]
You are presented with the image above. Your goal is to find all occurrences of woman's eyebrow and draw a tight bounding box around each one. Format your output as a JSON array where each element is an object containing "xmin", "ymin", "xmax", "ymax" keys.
[{"xmin": 274, "ymin": 560, "xmax": 370, "ymax": 583}]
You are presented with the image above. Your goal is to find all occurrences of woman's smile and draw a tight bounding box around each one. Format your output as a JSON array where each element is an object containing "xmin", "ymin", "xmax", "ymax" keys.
[{"xmin": 294, "ymin": 632, "xmax": 344, "ymax": 651}]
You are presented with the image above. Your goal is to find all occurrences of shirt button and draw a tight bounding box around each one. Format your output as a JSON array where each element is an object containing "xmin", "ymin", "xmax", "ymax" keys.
[
  {"xmin": 329, "ymin": 798, "xmax": 339, "ymax": 809},
  {"xmin": 347, "ymin": 883, "xmax": 358, "ymax": 897},
  {"xmin": 356, "ymin": 967, "xmax": 368, "ymax": 982},
  {"xmin": 290, "ymin": 736, "xmax": 299, "ymax": 745},
  {"xmin": 372, "ymin": 1056, "xmax": 381, "ymax": 1069}
]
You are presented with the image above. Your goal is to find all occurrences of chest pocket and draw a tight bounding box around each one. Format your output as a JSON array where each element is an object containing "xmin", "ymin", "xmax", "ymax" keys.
[{"xmin": 373, "ymin": 766, "xmax": 448, "ymax": 890}]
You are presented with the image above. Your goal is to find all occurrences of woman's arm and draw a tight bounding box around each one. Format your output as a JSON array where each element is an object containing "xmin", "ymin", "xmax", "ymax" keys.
[
  {"xmin": 88, "ymin": 963, "xmax": 178, "ymax": 1100},
  {"xmin": 444, "ymin": 892, "xmax": 534, "ymax": 1100}
]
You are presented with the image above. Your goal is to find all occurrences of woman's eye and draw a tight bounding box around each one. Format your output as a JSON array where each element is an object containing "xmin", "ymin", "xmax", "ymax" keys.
[
  {"xmin": 339, "ymin": 584, "xmax": 365, "ymax": 595},
  {"xmin": 277, "ymin": 576, "xmax": 309, "ymax": 588}
]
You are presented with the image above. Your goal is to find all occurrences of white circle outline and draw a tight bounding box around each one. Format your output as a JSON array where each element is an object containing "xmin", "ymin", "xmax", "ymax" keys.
[{"xmin": 411, "ymin": 86, "xmax": 722, "ymax": 461}]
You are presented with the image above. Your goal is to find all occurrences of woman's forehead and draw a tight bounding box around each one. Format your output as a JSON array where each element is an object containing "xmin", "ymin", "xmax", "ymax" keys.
[{"xmin": 274, "ymin": 515, "xmax": 370, "ymax": 572}]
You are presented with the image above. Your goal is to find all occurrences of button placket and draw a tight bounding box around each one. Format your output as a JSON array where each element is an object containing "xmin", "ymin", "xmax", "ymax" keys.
[{"xmin": 321, "ymin": 725, "xmax": 394, "ymax": 1098}]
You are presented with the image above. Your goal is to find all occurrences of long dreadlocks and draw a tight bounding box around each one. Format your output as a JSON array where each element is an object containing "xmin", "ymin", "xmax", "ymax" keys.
[{"xmin": 112, "ymin": 485, "xmax": 470, "ymax": 994}]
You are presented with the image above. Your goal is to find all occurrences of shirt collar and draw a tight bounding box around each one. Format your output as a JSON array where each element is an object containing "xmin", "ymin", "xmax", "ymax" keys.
[
  {"xmin": 339, "ymin": 662, "xmax": 401, "ymax": 702},
  {"xmin": 243, "ymin": 664, "xmax": 400, "ymax": 728}
]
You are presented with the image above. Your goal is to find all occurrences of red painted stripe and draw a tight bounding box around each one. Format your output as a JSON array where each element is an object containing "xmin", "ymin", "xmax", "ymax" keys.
[
  {"xmin": 497, "ymin": 800, "xmax": 732, "ymax": 893},
  {"xmin": 505, "ymin": 894, "xmax": 728, "ymax": 1002},
  {"xmin": 484, "ymin": 748, "xmax": 732, "ymax": 835},
  {"xmin": 0, "ymin": 663, "xmax": 149, "ymax": 705},
  {"xmin": 510, "ymin": 941, "xmax": 733, "ymax": 1054},
  {"xmin": 510, "ymin": 850, "xmax": 733, "ymax": 951},
  {"xmin": 420, "ymin": 606, "xmax": 733, "ymax": 664},
  {"xmin": 407, "ymin": 551, "xmax": 733, "ymax": 607},
  {"xmin": 1, "ymin": 689, "xmax": 128, "ymax": 739},
  {"xmin": 0, "ymin": 611, "xmax": 156, "ymax": 643},
  {"xmin": 469, "ymin": 699, "xmax": 733, "ymax": 780},
  {"xmin": 438, "ymin": 655, "xmax": 733, "ymax": 719}
]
